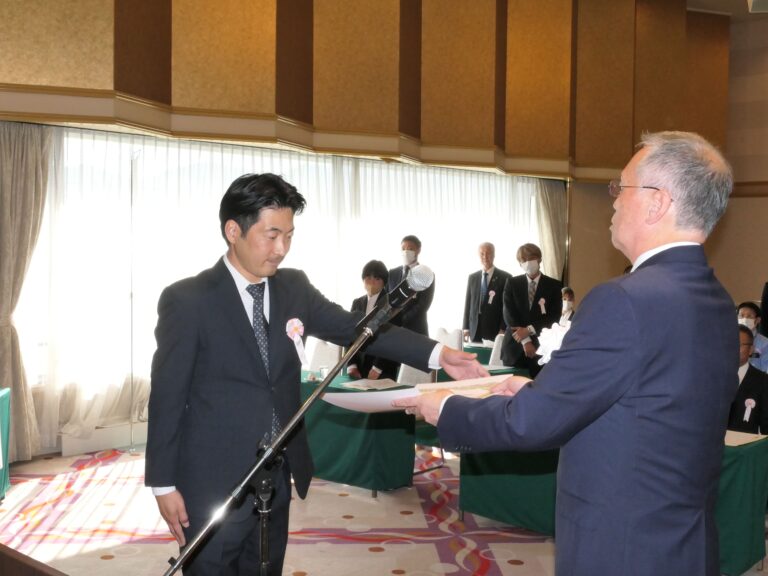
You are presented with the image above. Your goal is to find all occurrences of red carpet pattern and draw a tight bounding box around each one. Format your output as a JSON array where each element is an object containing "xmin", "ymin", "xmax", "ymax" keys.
[{"xmin": 1, "ymin": 448, "xmax": 554, "ymax": 575}]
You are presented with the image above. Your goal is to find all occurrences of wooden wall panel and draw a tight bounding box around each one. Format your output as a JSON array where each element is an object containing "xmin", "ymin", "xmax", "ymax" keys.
[
  {"xmin": 172, "ymin": 0, "xmax": 276, "ymax": 113},
  {"xmin": 421, "ymin": 0, "xmax": 497, "ymax": 147},
  {"xmin": 314, "ymin": 0, "xmax": 400, "ymax": 133},
  {"xmin": 276, "ymin": 0, "xmax": 313, "ymax": 124},
  {"xmin": 683, "ymin": 12, "xmax": 729, "ymax": 151},
  {"xmin": 115, "ymin": 0, "xmax": 172, "ymax": 105},
  {"xmin": 506, "ymin": 0, "xmax": 574, "ymax": 160},
  {"xmin": 574, "ymin": 0, "xmax": 635, "ymax": 169},
  {"xmin": 634, "ymin": 0, "xmax": 686, "ymax": 139},
  {"xmin": 398, "ymin": 0, "xmax": 422, "ymax": 138},
  {"xmin": 0, "ymin": 0, "xmax": 113, "ymax": 89},
  {"xmin": 726, "ymin": 17, "xmax": 768, "ymax": 183}
]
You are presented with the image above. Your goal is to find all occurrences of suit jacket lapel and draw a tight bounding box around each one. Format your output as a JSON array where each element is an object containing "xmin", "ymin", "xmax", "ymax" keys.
[{"xmin": 211, "ymin": 259, "xmax": 266, "ymax": 375}]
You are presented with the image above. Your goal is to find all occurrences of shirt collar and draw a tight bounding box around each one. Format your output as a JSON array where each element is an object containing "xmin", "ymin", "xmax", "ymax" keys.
[
  {"xmin": 630, "ymin": 242, "xmax": 699, "ymax": 272},
  {"xmin": 223, "ymin": 253, "xmax": 268, "ymax": 292}
]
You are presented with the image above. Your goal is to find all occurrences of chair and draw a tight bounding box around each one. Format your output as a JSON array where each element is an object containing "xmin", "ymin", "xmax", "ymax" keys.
[
  {"xmin": 306, "ymin": 337, "xmax": 342, "ymax": 372},
  {"xmin": 487, "ymin": 333, "xmax": 506, "ymax": 368},
  {"xmin": 396, "ymin": 363, "xmax": 436, "ymax": 386},
  {"xmin": 435, "ymin": 327, "xmax": 463, "ymax": 350}
]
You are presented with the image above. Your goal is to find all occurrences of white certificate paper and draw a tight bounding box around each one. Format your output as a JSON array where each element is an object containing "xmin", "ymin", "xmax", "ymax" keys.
[{"xmin": 321, "ymin": 374, "xmax": 512, "ymax": 413}]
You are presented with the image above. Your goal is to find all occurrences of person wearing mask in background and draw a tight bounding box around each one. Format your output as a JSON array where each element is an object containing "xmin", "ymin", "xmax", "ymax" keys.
[
  {"xmin": 737, "ymin": 301, "xmax": 768, "ymax": 373},
  {"xmin": 463, "ymin": 242, "xmax": 511, "ymax": 343},
  {"xmin": 500, "ymin": 243, "xmax": 562, "ymax": 377},
  {"xmin": 347, "ymin": 260, "xmax": 398, "ymax": 381},
  {"xmin": 727, "ymin": 324, "xmax": 768, "ymax": 433},
  {"xmin": 396, "ymin": 131, "xmax": 737, "ymax": 576},
  {"xmin": 387, "ymin": 235, "xmax": 434, "ymax": 336},
  {"xmin": 560, "ymin": 286, "xmax": 576, "ymax": 325}
]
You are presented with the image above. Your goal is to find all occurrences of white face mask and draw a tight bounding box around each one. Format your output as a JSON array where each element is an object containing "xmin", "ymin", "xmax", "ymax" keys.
[
  {"xmin": 402, "ymin": 249, "xmax": 417, "ymax": 266},
  {"xmin": 520, "ymin": 259, "xmax": 540, "ymax": 276},
  {"xmin": 738, "ymin": 317, "xmax": 756, "ymax": 331},
  {"xmin": 562, "ymin": 300, "xmax": 573, "ymax": 312}
]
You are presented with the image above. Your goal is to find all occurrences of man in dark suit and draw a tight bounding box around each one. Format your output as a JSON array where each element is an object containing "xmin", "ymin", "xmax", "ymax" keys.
[
  {"xmin": 387, "ymin": 234, "xmax": 434, "ymax": 336},
  {"xmin": 728, "ymin": 324, "xmax": 768, "ymax": 433},
  {"xmin": 396, "ymin": 132, "xmax": 737, "ymax": 575},
  {"xmin": 347, "ymin": 259, "xmax": 398, "ymax": 381},
  {"xmin": 462, "ymin": 242, "xmax": 510, "ymax": 343},
  {"xmin": 145, "ymin": 174, "xmax": 485, "ymax": 575},
  {"xmin": 500, "ymin": 243, "xmax": 562, "ymax": 377}
]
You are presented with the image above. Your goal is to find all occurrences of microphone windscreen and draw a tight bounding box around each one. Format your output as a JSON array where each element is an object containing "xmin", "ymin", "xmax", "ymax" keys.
[{"xmin": 407, "ymin": 265, "xmax": 434, "ymax": 292}]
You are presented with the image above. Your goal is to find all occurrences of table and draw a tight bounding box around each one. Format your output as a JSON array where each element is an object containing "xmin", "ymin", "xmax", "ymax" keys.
[
  {"xmin": 301, "ymin": 367, "xmax": 524, "ymax": 492},
  {"xmin": 301, "ymin": 375, "xmax": 416, "ymax": 492},
  {"xmin": 459, "ymin": 437, "xmax": 768, "ymax": 576},
  {"xmin": 1, "ymin": 388, "xmax": 10, "ymax": 500}
]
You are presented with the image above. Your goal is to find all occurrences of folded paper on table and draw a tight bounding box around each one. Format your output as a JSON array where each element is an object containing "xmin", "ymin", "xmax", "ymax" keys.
[
  {"xmin": 337, "ymin": 378, "xmax": 400, "ymax": 391},
  {"xmin": 724, "ymin": 429, "xmax": 766, "ymax": 447},
  {"xmin": 321, "ymin": 374, "xmax": 512, "ymax": 413}
]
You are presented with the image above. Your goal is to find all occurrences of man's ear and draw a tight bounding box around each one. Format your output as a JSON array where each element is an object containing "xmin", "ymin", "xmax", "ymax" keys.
[
  {"xmin": 224, "ymin": 220, "xmax": 240, "ymax": 244},
  {"xmin": 645, "ymin": 188, "xmax": 673, "ymax": 225}
]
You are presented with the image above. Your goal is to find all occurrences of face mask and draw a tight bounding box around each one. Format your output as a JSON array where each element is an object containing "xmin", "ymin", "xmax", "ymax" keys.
[
  {"xmin": 562, "ymin": 300, "xmax": 573, "ymax": 312},
  {"xmin": 402, "ymin": 250, "xmax": 417, "ymax": 266},
  {"xmin": 521, "ymin": 260, "xmax": 540, "ymax": 276},
  {"xmin": 738, "ymin": 317, "xmax": 756, "ymax": 331}
]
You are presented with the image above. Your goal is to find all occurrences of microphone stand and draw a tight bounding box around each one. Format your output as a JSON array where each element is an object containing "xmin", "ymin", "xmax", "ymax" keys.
[{"xmin": 162, "ymin": 296, "xmax": 413, "ymax": 576}]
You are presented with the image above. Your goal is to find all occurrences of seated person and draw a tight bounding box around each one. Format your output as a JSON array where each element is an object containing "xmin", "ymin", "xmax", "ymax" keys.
[
  {"xmin": 728, "ymin": 325, "xmax": 768, "ymax": 434},
  {"xmin": 737, "ymin": 301, "xmax": 768, "ymax": 373},
  {"xmin": 347, "ymin": 260, "xmax": 398, "ymax": 381},
  {"xmin": 560, "ymin": 286, "xmax": 576, "ymax": 325}
]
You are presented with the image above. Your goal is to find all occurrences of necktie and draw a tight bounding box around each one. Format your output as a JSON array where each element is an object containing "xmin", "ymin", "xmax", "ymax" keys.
[
  {"xmin": 246, "ymin": 283, "xmax": 281, "ymax": 439},
  {"xmin": 403, "ymin": 265, "xmax": 410, "ymax": 278},
  {"xmin": 528, "ymin": 278, "xmax": 537, "ymax": 309},
  {"xmin": 481, "ymin": 272, "xmax": 488, "ymax": 302}
]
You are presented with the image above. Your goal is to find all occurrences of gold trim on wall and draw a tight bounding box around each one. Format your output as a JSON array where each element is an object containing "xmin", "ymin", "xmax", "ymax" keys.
[{"xmin": 0, "ymin": 83, "xmax": 619, "ymax": 180}]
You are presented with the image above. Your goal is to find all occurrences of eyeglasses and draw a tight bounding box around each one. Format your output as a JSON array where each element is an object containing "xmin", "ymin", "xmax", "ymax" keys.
[{"xmin": 608, "ymin": 180, "xmax": 660, "ymax": 198}]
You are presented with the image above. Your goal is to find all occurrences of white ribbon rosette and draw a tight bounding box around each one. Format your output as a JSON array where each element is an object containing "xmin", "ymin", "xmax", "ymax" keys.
[
  {"xmin": 488, "ymin": 289, "xmax": 496, "ymax": 305},
  {"xmin": 744, "ymin": 398, "xmax": 756, "ymax": 422},
  {"xmin": 286, "ymin": 318, "xmax": 308, "ymax": 365},
  {"xmin": 536, "ymin": 321, "xmax": 571, "ymax": 365}
]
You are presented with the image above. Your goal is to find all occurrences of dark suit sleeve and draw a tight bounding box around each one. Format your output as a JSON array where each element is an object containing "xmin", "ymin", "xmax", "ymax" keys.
[
  {"xmin": 145, "ymin": 284, "xmax": 199, "ymax": 487},
  {"xmin": 439, "ymin": 282, "xmax": 640, "ymax": 452},
  {"xmin": 502, "ymin": 276, "xmax": 521, "ymax": 328},
  {"xmin": 463, "ymin": 275, "xmax": 473, "ymax": 331}
]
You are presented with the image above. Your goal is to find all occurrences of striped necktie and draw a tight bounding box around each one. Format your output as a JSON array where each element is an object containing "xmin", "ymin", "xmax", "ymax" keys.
[{"xmin": 246, "ymin": 283, "xmax": 281, "ymax": 439}]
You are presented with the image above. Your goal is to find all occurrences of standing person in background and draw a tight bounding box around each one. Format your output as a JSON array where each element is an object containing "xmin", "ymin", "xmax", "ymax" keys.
[
  {"xmin": 145, "ymin": 174, "xmax": 486, "ymax": 575},
  {"xmin": 396, "ymin": 131, "xmax": 736, "ymax": 576},
  {"xmin": 727, "ymin": 325, "xmax": 768, "ymax": 433},
  {"xmin": 559, "ymin": 286, "xmax": 576, "ymax": 325},
  {"xmin": 347, "ymin": 259, "xmax": 398, "ymax": 381},
  {"xmin": 387, "ymin": 235, "xmax": 434, "ymax": 336},
  {"xmin": 500, "ymin": 243, "xmax": 562, "ymax": 377},
  {"xmin": 737, "ymin": 301, "xmax": 768, "ymax": 373},
  {"xmin": 463, "ymin": 242, "xmax": 510, "ymax": 343}
]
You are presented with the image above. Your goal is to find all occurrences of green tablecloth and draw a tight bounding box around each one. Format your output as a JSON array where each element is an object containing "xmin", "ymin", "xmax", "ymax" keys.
[
  {"xmin": 301, "ymin": 375, "xmax": 415, "ymax": 491},
  {"xmin": 458, "ymin": 438, "xmax": 768, "ymax": 575},
  {"xmin": 300, "ymin": 367, "xmax": 526, "ymax": 492},
  {"xmin": 1, "ymin": 388, "xmax": 10, "ymax": 499}
]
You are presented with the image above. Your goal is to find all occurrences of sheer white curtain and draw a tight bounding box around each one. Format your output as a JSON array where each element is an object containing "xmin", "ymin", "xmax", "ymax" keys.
[
  {"xmin": 15, "ymin": 126, "xmax": 544, "ymax": 451},
  {"xmin": 535, "ymin": 178, "xmax": 568, "ymax": 280}
]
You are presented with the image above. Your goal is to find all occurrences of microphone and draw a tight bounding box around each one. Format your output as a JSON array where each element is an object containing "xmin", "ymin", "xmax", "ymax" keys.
[{"xmin": 356, "ymin": 265, "xmax": 434, "ymax": 334}]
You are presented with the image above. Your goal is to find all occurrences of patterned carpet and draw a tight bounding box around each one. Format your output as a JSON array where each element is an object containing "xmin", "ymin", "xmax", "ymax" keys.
[{"xmin": 0, "ymin": 448, "xmax": 555, "ymax": 575}]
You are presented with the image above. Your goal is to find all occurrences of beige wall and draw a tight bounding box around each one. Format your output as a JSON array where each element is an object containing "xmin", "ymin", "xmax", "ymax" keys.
[{"xmin": 0, "ymin": 0, "xmax": 731, "ymax": 177}]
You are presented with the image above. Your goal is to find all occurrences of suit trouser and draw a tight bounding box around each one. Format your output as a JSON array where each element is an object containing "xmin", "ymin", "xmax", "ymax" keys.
[{"xmin": 181, "ymin": 463, "xmax": 291, "ymax": 576}]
